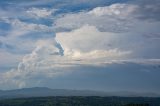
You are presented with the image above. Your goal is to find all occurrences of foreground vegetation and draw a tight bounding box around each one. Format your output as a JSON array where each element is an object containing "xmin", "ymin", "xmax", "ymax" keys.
[{"xmin": 0, "ymin": 96, "xmax": 159, "ymax": 106}]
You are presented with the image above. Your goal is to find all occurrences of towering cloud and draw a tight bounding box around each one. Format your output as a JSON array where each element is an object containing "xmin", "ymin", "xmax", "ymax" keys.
[{"xmin": 0, "ymin": 0, "xmax": 160, "ymax": 91}]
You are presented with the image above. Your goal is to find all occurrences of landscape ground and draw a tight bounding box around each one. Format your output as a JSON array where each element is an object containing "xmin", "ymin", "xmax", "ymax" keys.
[{"xmin": 0, "ymin": 96, "xmax": 159, "ymax": 106}]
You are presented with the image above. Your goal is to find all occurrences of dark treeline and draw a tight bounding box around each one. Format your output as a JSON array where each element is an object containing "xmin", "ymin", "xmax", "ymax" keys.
[{"xmin": 0, "ymin": 96, "xmax": 159, "ymax": 106}]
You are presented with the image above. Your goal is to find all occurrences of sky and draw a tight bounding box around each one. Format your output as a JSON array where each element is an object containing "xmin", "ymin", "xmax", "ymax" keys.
[{"xmin": 0, "ymin": 0, "xmax": 160, "ymax": 93}]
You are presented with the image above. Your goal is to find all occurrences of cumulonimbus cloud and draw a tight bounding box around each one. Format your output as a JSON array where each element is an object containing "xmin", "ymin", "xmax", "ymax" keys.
[{"xmin": 0, "ymin": 0, "xmax": 160, "ymax": 89}]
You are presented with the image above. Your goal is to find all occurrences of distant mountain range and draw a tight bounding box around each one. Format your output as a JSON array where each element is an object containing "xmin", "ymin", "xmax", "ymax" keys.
[{"xmin": 0, "ymin": 87, "xmax": 159, "ymax": 99}]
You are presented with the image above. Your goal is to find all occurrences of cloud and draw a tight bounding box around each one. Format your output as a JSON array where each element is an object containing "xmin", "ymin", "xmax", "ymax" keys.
[
  {"xmin": 0, "ymin": 17, "xmax": 55, "ymax": 55},
  {"xmin": 54, "ymin": 1, "xmax": 160, "ymax": 33},
  {"xmin": 0, "ymin": 0, "xmax": 160, "ymax": 90},
  {"xmin": 132, "ymin": 0, "xmax": 160, "ymax": 21},
  {"xmin": 0, "ymin": 49, "xmax": 22, "ymax": 66},
  {"xmin": 15, "ymin": 27, "xmax": 132, "ymax": 74},
  {"xmin": 1, "ymin": 22, "xmax": 160, "ymax": 89},
  {"xmin": 0, "ymin": 39, "xmax": 63, "ymax": 89},
  {"xmin": 0, "ymin": 24, "xmax": 132, "ymax": 88},
  {"xmin": 88, "ymin": 3, "xmax": 137, "ymax": 17},
  {"xmin": 26, "ymin": 7, "xmax": 56, "ymax": 19},
  {"xmin": 66, "ymin": 49, "xmax": 130, "ymax": 60},
  {"xmin": 5, "ymin": 19, "xmax": 53, "ymax": 33},
  {"xmin": 54, "ymin": 2, "xmax": 160, "ymax": 58},
  {"xmin": 56, "ymin": 25, "xmax": 131, "ymax": 59},
  {"xmin": 54, "ymin": 3, "xmax": 138, "ymax": 32}
]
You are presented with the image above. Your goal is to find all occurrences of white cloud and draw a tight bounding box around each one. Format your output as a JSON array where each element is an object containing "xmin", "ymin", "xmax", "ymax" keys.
[
  {"xmin": 26, "ymin": 8, "xmax": 56, "ymax": 18},
  {"xmin": 0, "ymin": 18, "xmax": 54, "ymax": 55},
  {"xmin": 0, "ymin": 50, "xmax": 22, "ymax": 66},
  {"xmin": 54, "ymin": 3, "xmax": 138, "ymax": 32},
  {"xmin": 54, "ymin": 2, "xmax": 160, "ymax": 58},
  {"xmin": 9, "ymin": 19, "xmax": 53, "ymax": 33},
  {"xmin": 16, "ymin": 29, "xmax": 131, "ymax": 73},
  {"xmin": 1, "ymin": 20, "xmax": 160, "ymax": 88},
  {"xmin": 54, "ymin": 2, "xmax": 160, "ymax": 33},
  {"xmin": 56, "ymin": 25, "xmax": 131, "ymax": 59},
  {"xmin": 0, "ymin": 24, "xmax": 132, "ymax": 88},
  {"xmin": 0, "ymin": 0, "xmax": 160, "ymax": 89},
  {"xmin": 66, "ymin": 49, "xmax": 131, "ymax": 61},
  {"xmin": 88, "ymin": 3, "xmax": 138, "ymax": 17}
]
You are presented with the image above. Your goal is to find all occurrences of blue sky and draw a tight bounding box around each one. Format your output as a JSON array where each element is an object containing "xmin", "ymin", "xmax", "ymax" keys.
[{"xmin": 0, "ymin": 0, "xmax": 160, "ymax": 93}]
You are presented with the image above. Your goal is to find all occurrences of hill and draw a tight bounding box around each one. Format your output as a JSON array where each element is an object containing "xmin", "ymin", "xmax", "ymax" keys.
[{"xmin": 0, "ymin": 87, "xmax": 159, "ymax": 99}]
